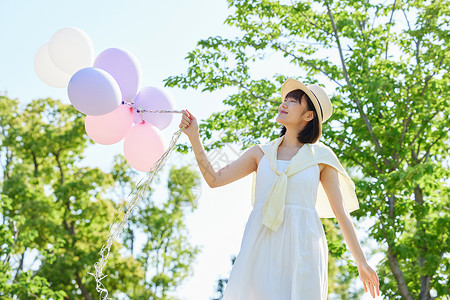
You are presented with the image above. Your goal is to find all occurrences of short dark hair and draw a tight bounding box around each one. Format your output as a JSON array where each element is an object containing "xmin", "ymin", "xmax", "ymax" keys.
[{"xmin": 279, "ymin": 89, "xmax": 320, "ymax": 143}]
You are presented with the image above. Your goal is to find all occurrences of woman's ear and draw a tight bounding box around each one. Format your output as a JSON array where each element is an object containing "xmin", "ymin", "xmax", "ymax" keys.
[{"xmin": 305, "ymin": 110, "xmax": 315, "ymax": 122}]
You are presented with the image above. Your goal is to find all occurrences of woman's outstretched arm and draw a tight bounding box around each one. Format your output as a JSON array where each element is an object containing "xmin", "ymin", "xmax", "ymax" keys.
[
  {"xmin": 180, "ymin": 109, "xmax": 258, "ymax": 188},
  {"xmin": 320, "ymin": 164, "xmax": 380, "ymax": 298}
]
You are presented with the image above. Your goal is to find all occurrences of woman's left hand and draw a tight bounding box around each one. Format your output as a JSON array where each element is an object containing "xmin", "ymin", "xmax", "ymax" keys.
[{"xmin": 357, "ymin": 261, "xmax": 380, "ymax": 298}]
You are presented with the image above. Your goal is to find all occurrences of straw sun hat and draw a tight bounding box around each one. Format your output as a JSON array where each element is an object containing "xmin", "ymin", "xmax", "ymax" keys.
[{"xmin": 280, "ymin": 78, "xmax": 333, "ymax": 139}]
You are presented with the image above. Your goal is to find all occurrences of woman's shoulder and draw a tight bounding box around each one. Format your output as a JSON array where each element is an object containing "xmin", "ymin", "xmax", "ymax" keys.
[{"xmin": 308, "ymin": 141, "xmax": 338, "ymax": 159}]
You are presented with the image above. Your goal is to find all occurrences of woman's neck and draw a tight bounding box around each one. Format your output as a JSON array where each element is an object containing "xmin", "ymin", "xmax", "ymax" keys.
[{"xmin": 281, "ymin": 130, "xmax": 304, "ymax": 148}]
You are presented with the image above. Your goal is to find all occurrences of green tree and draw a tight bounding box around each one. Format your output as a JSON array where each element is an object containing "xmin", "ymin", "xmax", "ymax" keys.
[
  {"xmin": 0, "ymin": 195, "xmax": 67, "ymax": 299},
  {"xmin": 0, "ymin": 96, "xmax": 202, "ymax": 299},
  {"xmin": 114, "ymin": 156, "xmax": 202, "ymax": 299},
  {"xmin": 165, "ymin": 0, "xmax": 450, "ymax": 299},
  {"xmin": 0, "ymin": 96, "xmax": 145, "ymax": 299}
]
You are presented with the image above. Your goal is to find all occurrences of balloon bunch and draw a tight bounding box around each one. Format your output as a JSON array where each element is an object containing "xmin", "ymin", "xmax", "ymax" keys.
[
  {"xmin": 34, "ymin": 27, "xmax": 188, "ymax": 299},
  {"xmin": 34, "ymin": 26, "xmax": 182, "ymax": 172}
]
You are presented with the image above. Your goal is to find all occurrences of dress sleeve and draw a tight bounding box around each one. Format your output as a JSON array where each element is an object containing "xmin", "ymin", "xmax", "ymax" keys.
[{"xmin": 313, "ymin": 142, "xmax": 360, "ymax": 218}]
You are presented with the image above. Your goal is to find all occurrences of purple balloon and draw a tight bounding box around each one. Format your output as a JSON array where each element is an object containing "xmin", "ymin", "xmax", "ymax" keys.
[
  {"xmin": 133, "ymin": 86, "xmax": 175, "ymax": 130},
  {"xmin": 93, "ymin": 48, "xmax": 142, "ymax": 101},
  {"xmin": 67, "ymin": 67, "xmax": 122, "ymax": 116}
]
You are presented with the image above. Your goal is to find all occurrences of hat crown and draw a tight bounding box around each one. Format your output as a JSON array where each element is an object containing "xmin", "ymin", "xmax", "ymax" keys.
[{"xmin": 306, "ymin": 84, "xmax": 332, "ymax": 123}]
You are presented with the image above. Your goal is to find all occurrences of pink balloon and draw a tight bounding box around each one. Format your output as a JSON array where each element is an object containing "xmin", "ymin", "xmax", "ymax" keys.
[
  {"xmin": 123, "ymin": 123, "xmax": 166, "ymax": 172},
  {"xmin": 133, "ymin": 86, "xmax": 175, "ymax": 130},
  {"xmin": 85, "ymin": 104, "xmax": 134, "ymax": 145}
]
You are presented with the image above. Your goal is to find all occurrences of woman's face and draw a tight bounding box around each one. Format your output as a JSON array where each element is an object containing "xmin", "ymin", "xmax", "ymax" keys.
[{"xmin": 276, "ymin": 94, "xmax": 314, "ymax": 127}]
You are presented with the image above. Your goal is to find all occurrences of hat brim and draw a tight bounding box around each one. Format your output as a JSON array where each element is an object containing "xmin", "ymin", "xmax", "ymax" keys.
[{"xmin": 281, "ymin": 79, "xmax": 323, "ymax": 140}]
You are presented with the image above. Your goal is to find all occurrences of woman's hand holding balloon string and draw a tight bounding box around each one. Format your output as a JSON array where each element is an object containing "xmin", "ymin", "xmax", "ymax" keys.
[
  {"xmin": 179, "ymin": 109, "xmax": 199, "ymax": 139},
  {"xmin": 179, "ymin": 110, "xmax": 218, "ymax": 188}
]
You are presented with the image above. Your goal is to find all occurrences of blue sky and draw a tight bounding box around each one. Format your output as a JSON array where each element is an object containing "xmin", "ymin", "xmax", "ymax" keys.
[{"xmin": 0, "ymin": 1, "xmax": 382, "ymax": 299}]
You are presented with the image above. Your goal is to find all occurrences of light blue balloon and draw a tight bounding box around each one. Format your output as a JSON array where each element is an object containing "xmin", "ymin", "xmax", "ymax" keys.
[
  {"xmin": 67, "ymin": 67, "xmax": 122, "ymax": 116},
  {"xmin": 93, "ymin": 48, "xmax": 142, "ymax": 102},
  {"xmin": 132, "ymin": 86, "xmax": 175, "ymax": 130}
]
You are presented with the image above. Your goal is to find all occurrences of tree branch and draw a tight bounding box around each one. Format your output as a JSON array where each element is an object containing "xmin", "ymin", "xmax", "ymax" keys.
[
  {"xmin": 385, "ymin": 0, "xmax": 397, "ymax": 60},
  {"xmin": 399, "ymin": 85, "xmax": 413, "ymax": 156},
  {"xmin": 292, "ymin": 39, "xmax": 340, "ymax": 50},
  {"xmin": 334, "ymin": 136, "xmax": 381, "ymax": 176},
  {"xmin": 75, "ymin": 272, "xmax": 94, "ymax": 300},
  {"xmin": 416, "ymin": 38, "xmax": 421, "ymax": 67},
  {"xmin": 54, "ymin": 150, "xmax": 76, "ymax": 237},
  {"xmin": 419, "ymin": 54, "xmax": 445, "ymax": 97},
  {"xmin": 401, "ymin": 9, "xmax": 412, "ymax": 31},
  {"xmin": 0, "ymin": 148, "xmax": 13, "ymax": 180},
  {"xmin": 357, "ymin": 20, "xmax": 369, "ymax": 73},
  {"xmin": 325, "ymin": 0, "xmax": 393, "ymax": 168},
  {"xmin": 407, "ymin": 111, "xmax": 440, "ymax": 164},
  {"xmin": 230, "ymin": 79, "xmax": 280, "ymax": 105},
  {"xmin": 418, "ymin": 133, "xmax": 446, "ymax": 164},
  {"xmin": 290, "ymin": 0, "xmax": 330, "ymax": 37},
  {"xmin": 30, "ymin": 254, "xmax": 48, "ymax": 279},
  {"xmin": 364, "ymin": 192, "xmax": 413, "ymax": 299},
  {"xmin": 387, "ymin": 239, "xmax": 414, "ymax": 299},
  {"xmin": 53, "ymin": 150, "xmax": 64, "ymax": 185},
  {"xmin": 3, "ymin": 220, "xmax": 18, "ymax": 268},
  {"xmin": 413, "ymin": 184, "xmax": 434, "ymax": 299},
  {"xmin": 325, "ymin": 1, "xmax": 350, "ymax": 85},
  {"xmin": 30, "ymin": 149, "xmax": 39, "ymax": 177},
  {"xmin": 272, "ymin": 43, "xmax": 344, "ymax": 87},
  {"xmin": 13, "ymin": 248, "xmax": 26, "ymax": 283},
  {"xmin": 376, "ymin": 209, "xmax": 414, "ymax": 299}
]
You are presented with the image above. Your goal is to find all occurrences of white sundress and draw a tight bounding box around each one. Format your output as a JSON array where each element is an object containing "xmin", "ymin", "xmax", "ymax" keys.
[{"xmin": 222, "ymin": 154, "xmax": 328, "ymax": 300}]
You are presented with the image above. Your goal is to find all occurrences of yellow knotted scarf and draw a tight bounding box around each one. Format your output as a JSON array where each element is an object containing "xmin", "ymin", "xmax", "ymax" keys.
[{"xmin": 251, "ymin": 136, "xmax": 360, "ymax": 232}]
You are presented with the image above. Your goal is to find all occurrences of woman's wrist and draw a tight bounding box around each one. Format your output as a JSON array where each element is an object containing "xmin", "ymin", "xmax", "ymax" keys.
[
  {"xmin": 356, "ymin": 260, "xmax": 369, "ymax": 267},
  {"xmin": 188, "ymin": 132, "xmax": 200, "ymax": 142}
]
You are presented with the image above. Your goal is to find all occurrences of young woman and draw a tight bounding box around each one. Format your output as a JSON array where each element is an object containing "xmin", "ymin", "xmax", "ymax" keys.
[{"xmin": 179, "ymin": 78, "xmax": 380, "ymax": 299}]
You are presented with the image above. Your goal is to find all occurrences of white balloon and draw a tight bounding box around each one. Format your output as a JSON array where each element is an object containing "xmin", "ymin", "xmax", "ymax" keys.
[
  {"xmin": 34, "ymin": 43, "xmax": 71, "ymax": 88},
  {"xmin": 48, "ymin": 27, "xmax": 94, "ymax": 75}
]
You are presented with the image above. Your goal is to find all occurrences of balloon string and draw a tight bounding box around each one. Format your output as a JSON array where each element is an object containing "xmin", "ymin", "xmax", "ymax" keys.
[
  {"xmin": 88, "ymin": 126, "xmax": 186, "ymax": 300},
  {"xmin": 122, "ymin": 100, "xmax": 184, "ymax": 114}
]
